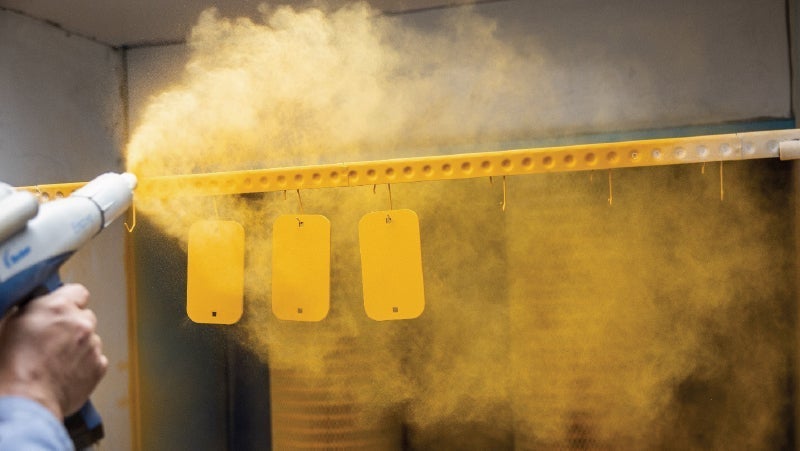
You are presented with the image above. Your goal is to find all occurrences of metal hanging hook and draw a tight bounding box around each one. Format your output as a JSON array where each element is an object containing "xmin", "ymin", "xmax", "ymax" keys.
[
  {"xmin": 490, "ymin": 176, "xmax": 507, "ymax": 211},
  {"xmin": 124, "ymin": 198, "xmax": 137, "ymax": 233},
  {"xmin": 501, "ymin": 176, "xmax": 507, "ymax": 212},
  {"xmin": 373, "ymin": 184, "xmax": 393, "ymax": 210},
  {"xmin": 296, "ymin": 189, "xmax": 304, "ymax": 214}
]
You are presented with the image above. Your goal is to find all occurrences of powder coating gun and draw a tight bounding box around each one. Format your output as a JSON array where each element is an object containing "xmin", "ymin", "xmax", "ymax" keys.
[{"xmin": 0, "ymin": 172, "xmax": 137, "ymax": 449}]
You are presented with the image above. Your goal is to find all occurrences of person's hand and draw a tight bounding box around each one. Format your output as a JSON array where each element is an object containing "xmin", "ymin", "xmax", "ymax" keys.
[{"xmin": 0, "ymin": 284, "xmax": 108, "ymax": 420}]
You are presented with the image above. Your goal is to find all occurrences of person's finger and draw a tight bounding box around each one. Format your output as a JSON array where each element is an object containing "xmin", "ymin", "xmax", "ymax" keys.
[
  {"xmin": 22, "ymin": 284, "xmax": 88, "ymax": 315},
  {"xmin": 88, "ymin": 333, "xmax": 108, "ymax": 379},
  {"xmin": 81, "ymin": 308, "xmax": 98, "ymax": 329},
  {"xmin": 96, "ymin": 345, "xmax": 109, "ymax": 377},
  {"xmin": 59, "ymin": 283, "xmax": 90, "ymax": 309},
  {"xmin": 89, "ymin": 333, "xmax": 103, "ymax": 352},
  {"xmin": 99, "ymin": 354, "xmax": 109, "ymax": 377}
]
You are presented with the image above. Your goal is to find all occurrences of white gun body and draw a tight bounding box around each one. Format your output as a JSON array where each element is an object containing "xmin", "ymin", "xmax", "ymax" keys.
[{"xmin": 0, "ymin": 172, "xmax": 137, "ymax": 314}]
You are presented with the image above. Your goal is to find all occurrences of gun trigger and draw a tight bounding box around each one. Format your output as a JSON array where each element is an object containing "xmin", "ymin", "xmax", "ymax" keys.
[{"xmin": 42, "ymin": 273, "xmax": 63, "ymax": 293}]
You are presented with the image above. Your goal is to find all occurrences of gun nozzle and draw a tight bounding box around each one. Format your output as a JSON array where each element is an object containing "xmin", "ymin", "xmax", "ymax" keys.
[{"xmin": 121, "ymin": 173, "xmax": 138, "ymax": 190}]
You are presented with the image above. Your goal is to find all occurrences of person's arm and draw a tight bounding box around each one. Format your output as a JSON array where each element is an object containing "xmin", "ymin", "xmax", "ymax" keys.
[
  {"xmin": 0, "ymin": 396, "xmax": 73, "ymax": 450},
  {"xmin": 0, "ymin": 284, "xmax": 107, "ymax": 450}
]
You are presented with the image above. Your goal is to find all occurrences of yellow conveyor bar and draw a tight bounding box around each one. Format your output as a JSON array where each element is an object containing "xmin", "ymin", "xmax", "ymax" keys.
[{"xmin": 19, "ymin": 129, "xmax": 800, "ymax": 198}]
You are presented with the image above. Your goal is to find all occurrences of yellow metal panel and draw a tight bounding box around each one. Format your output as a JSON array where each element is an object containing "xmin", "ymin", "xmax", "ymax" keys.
[
  {"xmin": 186, "ymin": 220, "xmax": 245, "ymax": 324},
  {"xmin": 359, "ymin": 209, "xmax": 425, "ymax": 321},
  {"xmin": 271, "ymin": 214, "xmax": 331, "ymax": 322}
]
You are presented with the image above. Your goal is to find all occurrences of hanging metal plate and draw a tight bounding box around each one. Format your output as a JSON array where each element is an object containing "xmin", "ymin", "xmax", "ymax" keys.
[
  {"xmin": 186, "ymin": 220, "xmax": 245, "ymax": 324},
  {"xmin": 359, "ymin": 209, "xmax": 425, "ymax": 321},
  {"xmin": 272, "ymin": 214, "xmax": 331, "ymax": 322}
]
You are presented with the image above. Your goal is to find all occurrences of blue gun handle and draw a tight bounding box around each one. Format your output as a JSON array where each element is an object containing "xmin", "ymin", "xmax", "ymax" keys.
[
  {"xmin": 40, "ymin": 274, "xmax": 105, "ymax": 449},
  {"xmin": 64, "ymin": 401, "xmax": 104, "ymax": 450}
]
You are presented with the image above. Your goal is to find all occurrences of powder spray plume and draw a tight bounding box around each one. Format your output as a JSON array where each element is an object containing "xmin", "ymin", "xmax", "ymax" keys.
[{"xmin": 126, "ymin": 2, "xmax": 795, "ymax": 449}]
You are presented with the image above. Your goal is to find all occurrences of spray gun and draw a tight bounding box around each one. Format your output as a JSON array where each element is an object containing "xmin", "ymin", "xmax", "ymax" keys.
[{"xmin": 0, "ymin": 172, "xmax": 137, "ymax": 449}]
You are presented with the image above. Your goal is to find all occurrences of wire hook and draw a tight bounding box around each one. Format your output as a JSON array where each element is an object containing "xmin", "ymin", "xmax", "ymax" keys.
[
  {"xmin": 373, "ymin": 184, "xmax": 393, "ymax": 210},
  {"xmin": 124, "ymin": 198, "xmax": 137, "ymax": 233},
  {"xmin": 296, "ymin": 189, "xmax": 304, "ymax": 214},
  {"xmin": 501, "ymin": 176, "xmax": 507, "ymax": 212}
]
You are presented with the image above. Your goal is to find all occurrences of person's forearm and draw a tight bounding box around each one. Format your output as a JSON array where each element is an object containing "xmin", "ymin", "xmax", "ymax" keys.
[
  {"xmin": 0, "ymin": 396, "xmax": 73, "ymax": 450},
  {"xmin": 0, "ymin": 379, "xmax": 62, "ymax": 420}
]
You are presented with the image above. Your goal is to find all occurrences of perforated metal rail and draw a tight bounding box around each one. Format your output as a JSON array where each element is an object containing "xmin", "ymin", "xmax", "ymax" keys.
[{"xmin": 19, "ymin": 129, "xmax": 800, "ymax": 198}]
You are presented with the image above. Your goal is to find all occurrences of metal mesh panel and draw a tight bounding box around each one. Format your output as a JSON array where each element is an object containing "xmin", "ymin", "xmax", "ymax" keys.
[{"xmin": 270, "ymin": 341, "xmax": 402, "ymax": 450}]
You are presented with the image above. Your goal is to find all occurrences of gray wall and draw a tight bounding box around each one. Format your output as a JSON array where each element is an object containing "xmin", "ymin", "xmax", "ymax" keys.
[
  {"xmin": 128, "ymin": 0, "xmax": 791, "ymax": 146},
  {"xmin": 0, "ymin": 10, "xmax": 131, "ymax": 450}
]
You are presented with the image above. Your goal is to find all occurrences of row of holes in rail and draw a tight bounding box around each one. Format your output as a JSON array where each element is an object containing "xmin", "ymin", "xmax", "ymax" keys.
[
  {"xmin": 35, "ymin": 191, "xmax": 70, "ymax": 201},
  {"xmin": 31, "ymin": 139, "xmax": 779, "ymax": 198},
  {"xmin": 169, "ymin": 140, "xmax": 776, "ymax": 191}
]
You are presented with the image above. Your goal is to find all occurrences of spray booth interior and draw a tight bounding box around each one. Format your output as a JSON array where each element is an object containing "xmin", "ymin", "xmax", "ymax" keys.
[{"xmin": 2, "ymin": 0, "xmax": 800, "ymax": 449}]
